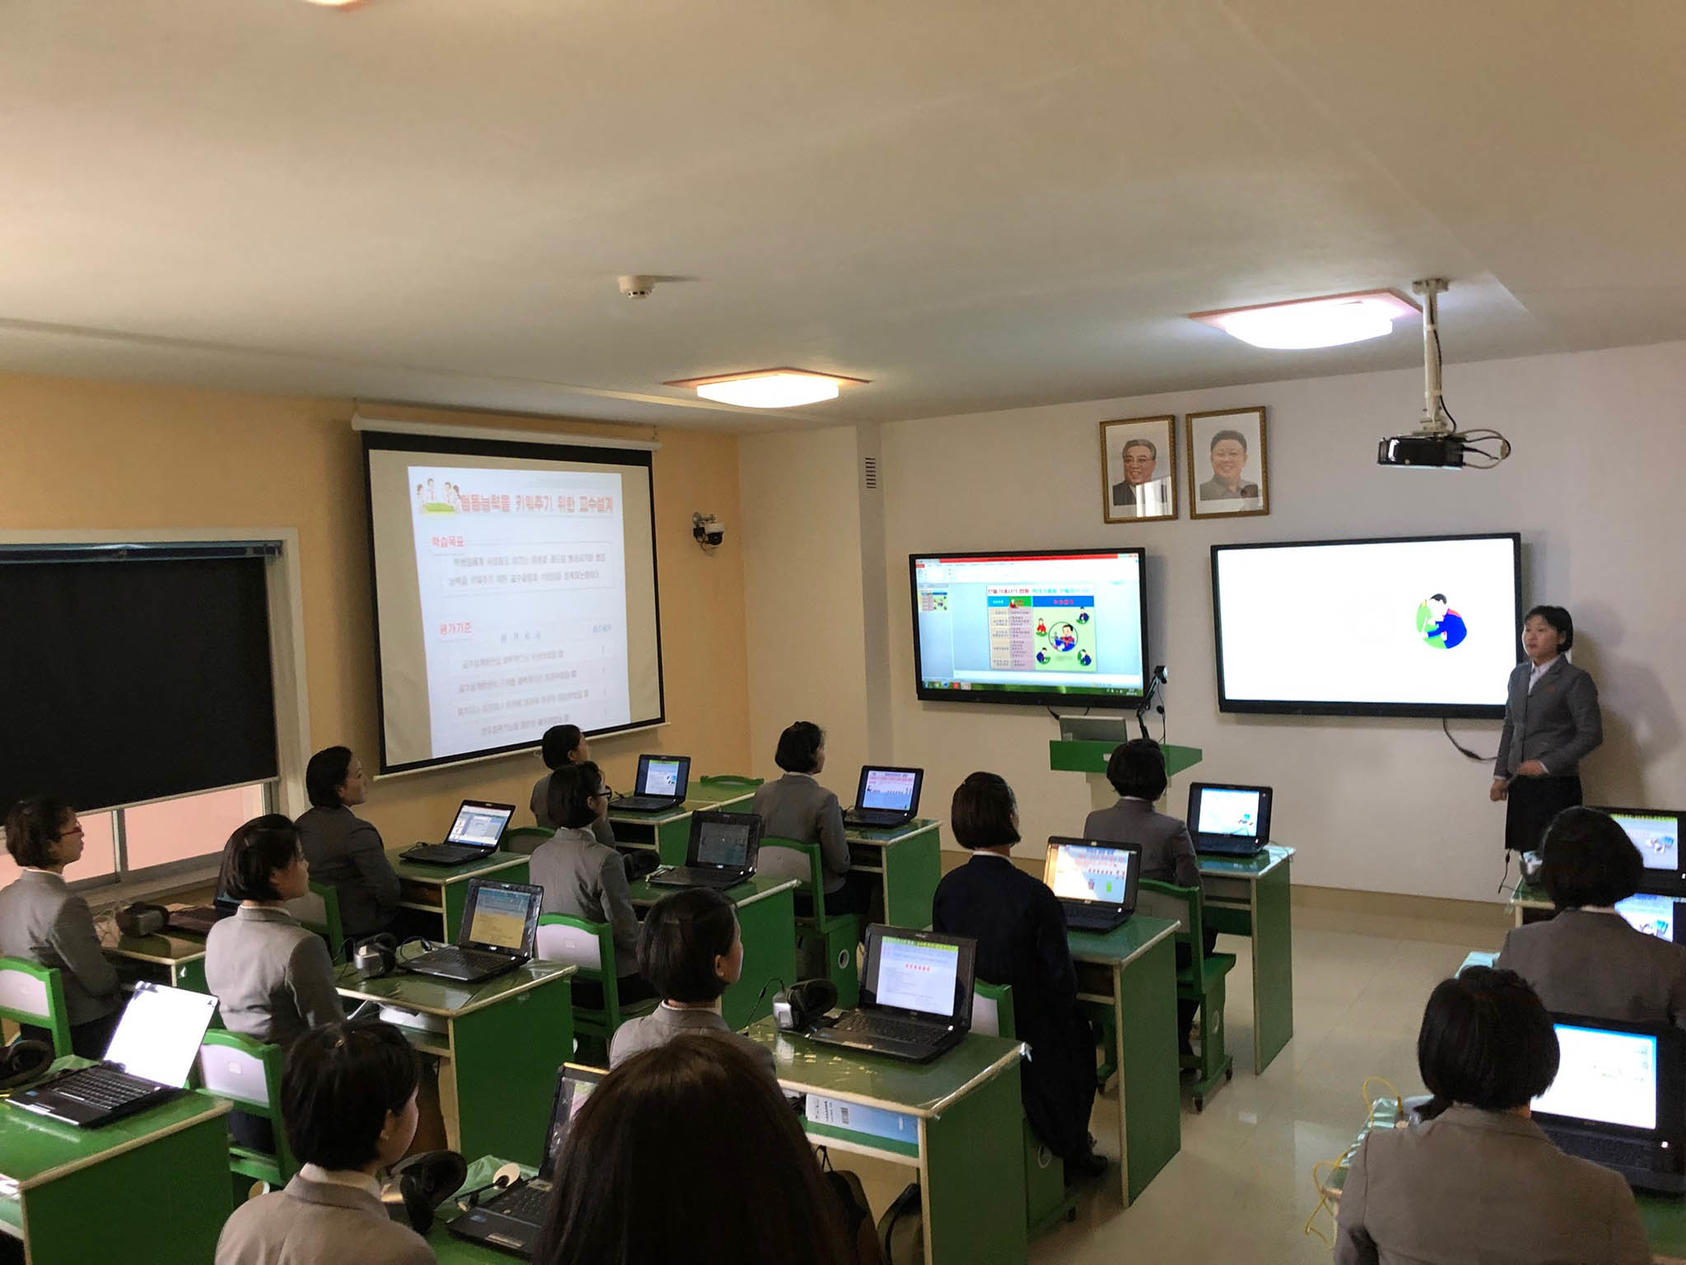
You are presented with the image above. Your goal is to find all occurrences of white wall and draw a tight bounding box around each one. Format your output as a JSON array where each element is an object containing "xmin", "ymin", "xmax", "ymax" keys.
[{"xmin": 741, "ymin": 339, "xmax": 1686, "ymax": 903}]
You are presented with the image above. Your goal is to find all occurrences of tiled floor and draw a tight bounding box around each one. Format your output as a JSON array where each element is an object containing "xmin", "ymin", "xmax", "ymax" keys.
[{"xmin": 843, "ymin": 906, "xmax": 1497, "ymax": 1263}]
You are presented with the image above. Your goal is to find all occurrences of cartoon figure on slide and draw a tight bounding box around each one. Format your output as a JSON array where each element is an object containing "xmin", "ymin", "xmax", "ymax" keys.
[
  {"xmin": 1051, "ymin": 623, "xmax": 1078, "ymax": 653},
  {"xmin": 1417, "ymin": 593, "xmax": 1468, "ymax": 649}
]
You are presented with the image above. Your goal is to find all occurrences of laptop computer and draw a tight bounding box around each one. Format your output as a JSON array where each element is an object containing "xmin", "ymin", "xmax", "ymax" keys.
[
  {"xmin": 1614, "ymin": 892, "xmax": 1686, "ymax": 945},
  {"xmin": 7, "ymin": 982, "xmax": 218, "ymax": 1128},
  {"xmin": 166, "ymin": 891, "xmax": 240, "ymax": 937},
  {"xmin": 1187, "ymin": 782, "xmax": 1273, "ymax": 857},
  {"xmin": 403, "ymin": 800, "xmax": 517, "ymax": 865},
  {"xmin": 648, "ymin": 811, "xmax": 762, "ymax": 890},
  {"xmin": 610, "ymin": 755, "xmax": 691, "ymax": 813},
  {"xmin": 446, "ymin": 1065, "xmax": 603, "ymax": 1257},
  {"xmin": 843, "ymin": 766, "xmax": 924, "ymax": 830},
  {"xmin": 403, "ymin": 879, "xmax": 542, "ymax": 984},
  {"xmin": 1533, "ymin": 1013, "xmax": 1686, "ymax": 1193},
  {"xmin": 803, "ymin": 925, "xmax": 975, "ymax": 1064},
  {"xmin": 1594, "ymin": 806, "xmax": 1685, "ymax": 897},
  {"xmin": 1043, "ymin": 838, "xmax": 1141, "ymax": 932}
]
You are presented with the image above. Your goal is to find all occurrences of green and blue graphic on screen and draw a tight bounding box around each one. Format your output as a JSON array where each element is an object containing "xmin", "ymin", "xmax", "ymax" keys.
[{"xmin": 1415, "ymin": 592, "xmax": 1468, "ymax": 649}]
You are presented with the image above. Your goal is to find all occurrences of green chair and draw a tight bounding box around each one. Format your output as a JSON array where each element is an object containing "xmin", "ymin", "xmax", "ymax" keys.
[
  {"xmin": 502, "ymin": 827, "xmax": 553, "ymax": 856},
  {"xmin": 697, "ymin": 774, "xmax": 764, "ymax": 792},
  {"xmin": 757, "ymin": 836, "xmax": 860, "ymax": 1009},
  {"xmin": 1139, "ymin": 878, "xmax": 1236, "ymax": 1111},
  {"xmin": 973, "ymin": 980, "xmax": 1079, "ymax": 1233},
  {"xmin": 535, "ymin": 914, "xmax": 657, "ymax": 1054},
  {"xmin": 0, "ymin": 956, "xmax": 72, "ymax": 1057},
  {"xmin": 197, "ymin": 1030, "xmax": 295, "ymax": 1203},
  {"xmin": 284, "ymin": 881, "xmax": 346, "ymax": 964}
]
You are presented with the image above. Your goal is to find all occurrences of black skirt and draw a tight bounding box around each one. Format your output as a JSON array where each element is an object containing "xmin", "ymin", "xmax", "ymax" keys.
[{"xmin": 1505, "ymin": 775, "xmax": 1583, "ymax": 853}]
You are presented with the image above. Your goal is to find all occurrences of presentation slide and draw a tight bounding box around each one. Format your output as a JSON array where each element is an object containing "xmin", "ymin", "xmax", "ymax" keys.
[
  {"xmin": 448, "ymin": 806, "xmax": 510, "ymax": 847},
  {"xmin": 875, "ymin": 936, "xmax": 960, "ymax": 1016},
  {"xmin": 364, "ymin": 432, "xmax": 662, "ymax": 773},
  {"xmin": 467, "ymin": 887, "xmax": 532, "ymax": 950},
  {"xmin": 697, "ymin": 820, "xmax": 754, "ymax": 867},
  {"xmin": 1212, "ymin": 534, "xmax": 1519, "ymax": 717},
  {"xmin": 861, "ymin": 770, "xmax": 918, "ymax": 810},
  {"xmin": 1050, "ymin": 846, "xmax": 1134, "ymax": 904},
  {"xmin": 1615, "ymin": 893, "xmax": 1678, "ymax": 942},
  {"xmin": 1535, "ymin": 1026, "xmax": 1657, "ymax": 1131},
  {"xmin": 1611, "ymin": 812, "xmax": 1681, "ymax": 872},
  {"xmin": 912, "ymin": 550, "xmax": 1146, "ymax": 705},
  {"xmin": 642, "ymin": 759, "xmax": 683, "ymax": 797},
  {"xmin": 108, "ymin": 984, "xmax": 216, "ymax": 1084},
  {"xmin": 1197, "ymin": 789, "xmax": 1263, "ymax": 837}
]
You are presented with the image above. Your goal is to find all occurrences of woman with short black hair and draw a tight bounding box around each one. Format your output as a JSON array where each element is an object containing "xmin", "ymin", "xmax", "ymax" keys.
[
  {"xmin": 931, "ymin": 772, "xmax": 1104, "ymax": 1183},
  {"xmin": 751, "ymin": 721, "xmax": 864, "ymax": 916},
  {"xmin": 294, "ymin": 745, "xmax": 399, "ymax": 939},
  {"xmin": 1336, "ymin": 966, "xmax": 1646, "ymax": 1265},
  {"xmin": 215, "ymin": 1021, "xmax": 432, "ymax": 1265},
  {"xmin": 1497, "ymin": 807, "xmax": 1686, "ymax": 1023},
  {"xmin": 531, "ymin": 724, "xmax": 614, "ymax": 844}
]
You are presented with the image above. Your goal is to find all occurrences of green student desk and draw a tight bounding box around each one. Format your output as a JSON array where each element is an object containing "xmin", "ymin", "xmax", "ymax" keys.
[
  {"xmin": 389, "ymin": 847, "xmax": 532, "ymax": 941},
  {"xmin": 0, "ymin": 1058, "xmax": 231, "ymax": 1265},
  {"xmin": 1507, "ymin": 877, "xmax": 1555, "ymax": 926},
  {"xmin": 100, "ymin": 927, "xmax": 210, "ymax": 993},
  {"xmin": 746, "ymin": 1018, "xmax": 1029, "ymax": 1265},
  {"xmin": 626, "ymin": 874, "xmax": 798, "ymax": 1029},
  {"xmin": 333, "ymin": 961, "xmax": 573, "ymax": 1168},
  {"xmin": 846, "ymin": 817, "xmax": 944, "ymax": 927},
  {"xmin": 606, "ymin": 783, "xmax": 758, "ymax": 866},
  {"xmin": 1197, "ymin": 844, "xmax": 1295, "ymax": 1074},
  {"xmin": 1069, "ymin": 914, "xmax": 1182, "ymax": 1206}
]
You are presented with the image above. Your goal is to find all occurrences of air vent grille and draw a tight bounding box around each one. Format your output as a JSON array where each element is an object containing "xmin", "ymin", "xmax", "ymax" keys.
[{"xmin": 862, "ymin": 456, "xmax": 879, "ymax": 489}]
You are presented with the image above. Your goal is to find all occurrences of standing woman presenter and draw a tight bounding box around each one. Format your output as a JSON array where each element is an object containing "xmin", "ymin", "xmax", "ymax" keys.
[{"xmin": 1491, "ymin": 605, "xmax": 1603, "ymax": 852}]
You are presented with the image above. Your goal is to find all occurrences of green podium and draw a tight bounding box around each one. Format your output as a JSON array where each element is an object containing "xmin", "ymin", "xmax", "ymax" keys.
[{"xmin": 1048, "ymin": 738, "xmax": 1203, "ymax": 776}]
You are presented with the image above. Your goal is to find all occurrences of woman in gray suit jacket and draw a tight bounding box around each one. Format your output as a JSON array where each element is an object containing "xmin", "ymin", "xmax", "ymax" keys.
[
  {"xmin": 1491, "ymin": 605, "xmax": 1603, "ymax": 853},
  {"xmin": 294, "ymin": 746, "xmax": 400, "ymax": 941},
  {"xmin": 1336, "ymin": 966, "xmax": 1647, "ymax": 1265},
  {"xmin": 751, "ymin": 721, "xmax": 867, "ymax": 917}
]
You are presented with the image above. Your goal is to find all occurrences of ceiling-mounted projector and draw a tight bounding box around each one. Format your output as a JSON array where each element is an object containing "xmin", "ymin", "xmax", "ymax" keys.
[{"xmin": 1377, "ymin": 278, "xmax": 1510, "ymax": 470}]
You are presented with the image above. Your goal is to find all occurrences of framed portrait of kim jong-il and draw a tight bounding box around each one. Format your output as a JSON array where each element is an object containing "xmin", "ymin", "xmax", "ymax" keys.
[
  {"xmin": 1099, "ymin": 415, "xmax": 1178, "ymax": 524},
  {"xmin": 1187, "ymin": 405, "xmax": 1270, "ymax": 520}
]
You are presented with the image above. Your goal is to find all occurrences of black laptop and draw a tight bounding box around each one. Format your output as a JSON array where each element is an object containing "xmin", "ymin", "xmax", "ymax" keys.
[
  {"xmin": 1187, "ymin": 782, "xmax": 1273, "ymax": 857},
  {"xmin": 1043, "ymin": 839, "xmax": 1141, "ymax": 932},
  {"xmin": 166, "ymin": 891, "xmax": 239, "ymax": 937},
  {"xmin": 7, "ymin": 982, "xmax": 217, "ymax": 1127},
  {"xmin": 446, "ymin": 1065, "xmax": 603, "ymax": 1257},
  {"xmin": 403, "ymin": 800, "xmax": 517, "ymax": 865},
  {"xmin": 1533, "ymin": 1013, "xmax": 1686, "ymax": 1193},
  {"xmin": 648, "ymin": 811, "xmax": 762, "ymax": 890},
  {"xmin": 1595, "ymin": 806, "xmax": 1686, "ymax": 896},
  {"xmin": 803, "ymin": 925, "xmax": 975, "ymax": 1064},
  {"xmin": 842, "ymin": 766, "xmax": 924, "ymax": 830},
  {"xmin": 403, "ymin": 879, "xmax": 542, "ymax": 984},
  {"xmin": 610, "ymin": 755, "xmax": 691, "ymax": 813}
]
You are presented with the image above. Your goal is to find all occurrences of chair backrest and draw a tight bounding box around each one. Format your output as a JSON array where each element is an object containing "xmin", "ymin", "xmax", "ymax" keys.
[
  {"xmin": 1137, "ymin": 878, "xmax": 1204, "ymax": 947},
  {"xmin": 972, "ymin": 980, "xmax": 1015, "ymax": 1039},
  {"xmin": 501, "ymin": 827, "xmax": 553, "ymax": 857},
  {"xmin": 285, "ymin": 881, "xmax": 346, "ymax": 963},
  {"xmin": 198, "ymin": 1029, "xmax": 295, "ymax": 1179},
  {"xmin": 536, "ymin": 914, "xmax": 611, "ymax": 978},
  {"xmin": 0, "ymin": 956, "xmax": 72, "ymax": 1057},
  {"xmin": 756, "ymin": 837, "xmax": 826, "ymax": 919}
]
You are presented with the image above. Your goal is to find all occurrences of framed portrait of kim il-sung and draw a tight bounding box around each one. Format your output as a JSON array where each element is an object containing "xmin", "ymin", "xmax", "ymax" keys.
[
  {"xmin": 1187, "ymin": 405, "xmax": 1270, "ymax": 520},
  {"xmin": 1099, "ymin": 415, "xmax": 1178, "ymax": 524}
]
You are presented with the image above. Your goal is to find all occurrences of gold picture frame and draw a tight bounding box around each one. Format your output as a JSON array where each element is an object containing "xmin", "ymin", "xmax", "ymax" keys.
[
  {"xmin": 1187, "ymin": 406, "xmax": 1270, "ymax": 519},
  {"xmin": 1099, "ymin": 414, "xmax": 1179, "ymax": 524}
]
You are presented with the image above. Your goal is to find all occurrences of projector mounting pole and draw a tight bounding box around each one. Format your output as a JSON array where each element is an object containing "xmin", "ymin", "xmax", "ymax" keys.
[{"xmin": 1412, "ymin": 277, "xmax": 1452, "ymax": 435}]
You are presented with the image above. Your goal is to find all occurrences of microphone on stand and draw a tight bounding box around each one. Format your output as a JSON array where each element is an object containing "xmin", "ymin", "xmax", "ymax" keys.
[{"xmin": 1135, "ymin": 665, "xmax": 1168, "ymax": 740}]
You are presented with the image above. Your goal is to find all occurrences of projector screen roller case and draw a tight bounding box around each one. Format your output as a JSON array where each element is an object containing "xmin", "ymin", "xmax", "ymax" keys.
[{"xmin": 910, "ymin": 549, "xmax": 1147, "ymax": 706}]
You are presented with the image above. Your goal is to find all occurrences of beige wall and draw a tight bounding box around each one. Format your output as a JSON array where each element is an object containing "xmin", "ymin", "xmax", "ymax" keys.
[{"xmin": 0, "ymin": 373, "xmax": 751, "ymax": 852}]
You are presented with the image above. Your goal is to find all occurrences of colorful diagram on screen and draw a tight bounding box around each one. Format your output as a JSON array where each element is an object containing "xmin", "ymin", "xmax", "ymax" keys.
[
  {"xmin": 988, "ymin": 594, "xmax": 1097, "ymax": 673},
  {"xmin": 1415, "ymin": 593, "xmax": 1468, "ymax": 649}
]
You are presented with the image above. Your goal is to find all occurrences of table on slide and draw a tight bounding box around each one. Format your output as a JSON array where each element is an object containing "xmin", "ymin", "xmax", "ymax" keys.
[
  {"xmin": 1197, "ymin": 844, "xmax": 1295, "ymax": 1074},
  {"xmin": 626, "ymin": 873, "xmax": 798, "ymax": 1029},
  {"xmin": 1069, "ymin": 914, "xmax": 1182, "ymax": 1206},
  {"xmin": 607, "ymin": 784, "xmax": 759, "ymax": 865},
  {"xmin": 847, "ymin": 817, "xmax": 944, "ymax": 927},
  {"xmin": 101, "ymin": 926, "xmax": 210, "ymax": 993},
  {"xmin": 333, "ymin": 961, "xmax": 573, "ymax": 1167},
  {"xmin": 390, "ymin": 847, "xmax": 532, "ymax": 941},
  {"xmin": 0, "ymin": 1057, "xmax": 231, "ymax": 1265}
]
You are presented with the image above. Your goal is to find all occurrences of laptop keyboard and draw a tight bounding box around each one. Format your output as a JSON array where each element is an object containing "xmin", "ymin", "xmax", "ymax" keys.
[
  {"xmin": 406, "ymin": 844, "xmax": 487, "ymax": 864},
  {"xmin": 486, "ymin": 1180, "xmax": 550, "ymax": 1222},
  {"xmin": 832, "ymin": 1011, "xmax": 942, "ymax": 1044},
  {"xmin": 417, "ymin": 946, "xmax": 514, "ymax": 973},
  {"xmin": 57, "ymin": 1066, "xmax": 157, "ymax": 1109}
]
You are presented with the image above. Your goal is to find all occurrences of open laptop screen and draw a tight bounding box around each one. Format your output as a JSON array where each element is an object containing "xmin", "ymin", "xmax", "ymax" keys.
[
  {"xmin": 693, "ymin": 813, "xmax": 758, "ymax": 868},
  {"xmin": 447, "ymin": 801, "xmax": 514, "ymax": 847},
  {"xmin": 1606, "ymin": 810, "xmax": 1682, "ymax": 874},
  {"xmin": 1045, "ymin": 841, "xmax": 1137, "ymax": 908},
  {"xmin": 872, "ymin": 933, "xmax": 962, "ymax": 1018},
  {"xmin": 462, "ymin": 882, "xmax": 541, "ymax": 952},
  {"xmin": 538, "ymin": 1068, "xmax": 603, "ymax": 1183},
  {"xmin": 105, "ymin": 982, "xmax": 219, "ymax": 1087},
  {"xmin": 1534, "ymin": 1023, "xmax": 1658, "ymax": 1132},
  {"xmin": 1193, "ymin": 786, "xmax": 1265, "ymax": 839},
  {"xmin": 1615, "ymin": 893, "xmax": 1685, "ymax": 944},
  {"xmin": 859, "ymin": 768, "xmax": 920, "ymax": 812},
  {"xmin": 638, "ymin": 755, "xmax": 689, "ymax": 798}
]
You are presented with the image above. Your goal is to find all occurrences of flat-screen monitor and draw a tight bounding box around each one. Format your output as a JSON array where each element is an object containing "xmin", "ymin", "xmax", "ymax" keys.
[
  {"xmin": 910, "ymin": 549, "xmax": 1147, "ymax": 706},
  {"xmin": 1210, "ymin": 533, "xmax": 1521, "ymax": 717},
  {"xmin": 1595, "ymin": 807, "xmax": 1686, "ymax": 896}
]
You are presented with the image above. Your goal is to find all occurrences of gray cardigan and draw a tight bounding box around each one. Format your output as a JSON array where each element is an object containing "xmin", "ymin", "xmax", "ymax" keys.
[
  {"xmin": 608, "ymin": 1003, "xmax": 779, "ymax": 1082},
  {"xmin": 1081, "ymin": 799, "xmax": 1201, "ymax": 887},
  {"xmin": 1496, "ymin": 908, "xmax": 1686, "ymax": 1026},
  {"xmin": 1335, "ymin": 1104, "xmax": 1647, "ymax": 1265},
  {"xmin": 214, "ymin": 1173, "xmax": 434, "ymax": 1265},
  {"xmin": 204, "ymin": 905, "xmax": 345, "ymax": 1046},
  {"xmin": 293, "ymin": 805, "xmax": 400, "ymax": 939},
  {"xmin": 1495, "ymin": 657, "xmax": 1603, "ymax": 779},
  {"xmin": 528, "ymin": 826, "xmax": 640, "ymax": 976},
  {"xmin": 0, "ymin": 869, "xmax": 122, "ymax": 1025},
  {"xmin": 752, "ymin": 773, "xmax": 849, "ymax": 893}
]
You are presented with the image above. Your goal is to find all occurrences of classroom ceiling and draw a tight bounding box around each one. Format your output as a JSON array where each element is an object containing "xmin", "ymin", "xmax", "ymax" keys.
[{"xmin": 3, "ymin": 1, "xmax": 1684, "ymax": 428}]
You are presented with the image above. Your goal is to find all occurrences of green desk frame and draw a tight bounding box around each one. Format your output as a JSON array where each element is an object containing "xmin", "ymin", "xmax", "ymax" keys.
[
  {"xmin": 1198, "ymin": 845, "xmax": 1295, "ymax": 1075},
  {"xmin": 626, "ymin": 874, "xmax": 798, "ymax": 1029},
  {"xmin": 390, "ymin": 848, "xmax": 532, "ymax": 941},
  {"xmin": 607, "ymin": 785, "xmax": 757, "ymax": 866},
  {"xmin": 0, "ymin": 1059, "xmax": 231, "ymax": 1264},
  {"xmin": 846, "ymin": 817, "xmax": 944, "ymax": 927},
  {"xmin": 334, "ymin": 962, "xmax": 573, "ymax": 1168},
  {"xmin": 746, "ymin": 1019, "xmax": 1029, "ymax": 1265},
  {"xmin": 1069, "ymin": 915, "xmax": 1182, "ymax": 1206},
  {"xmin": 1048, "ymin": 739, "xmax": 1204, "ymax": 777},
  {"xmin": 1508, "ymin": 878, "xmax": 1554, "ymax": 927},
  {"xmin": 102, "ymin": 928, "xmax": 210, "ymax": 994}
]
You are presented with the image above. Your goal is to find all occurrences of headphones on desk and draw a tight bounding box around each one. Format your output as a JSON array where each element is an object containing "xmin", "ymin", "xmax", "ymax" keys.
[
  {"xmin": 773, "ymin": 979, "xmax": 838, "ymax": 1033},
  {"xmin": 0, "ymin": 1039, "xmax": 54, "ymax": 1092},
  {"xmin": 382, "ymin": 1150, "xmax": 468, "ymax": 1235},
  {"xmin": 352, "ymin": 934, "xmax": 399, "ymax": 979},
  {"xmin": 116, "ymin": 902, "xmax": 169, "ymax": 937}
]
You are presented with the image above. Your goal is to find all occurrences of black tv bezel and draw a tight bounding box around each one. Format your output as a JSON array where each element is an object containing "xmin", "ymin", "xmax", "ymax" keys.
[
  {"xmin": 1210, "ymin": 531, "xmax": 1522, "ymax": 719},
  {"xmin": 908, "ymin": 547, "xmax": 1150, "ymax": 709}
]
